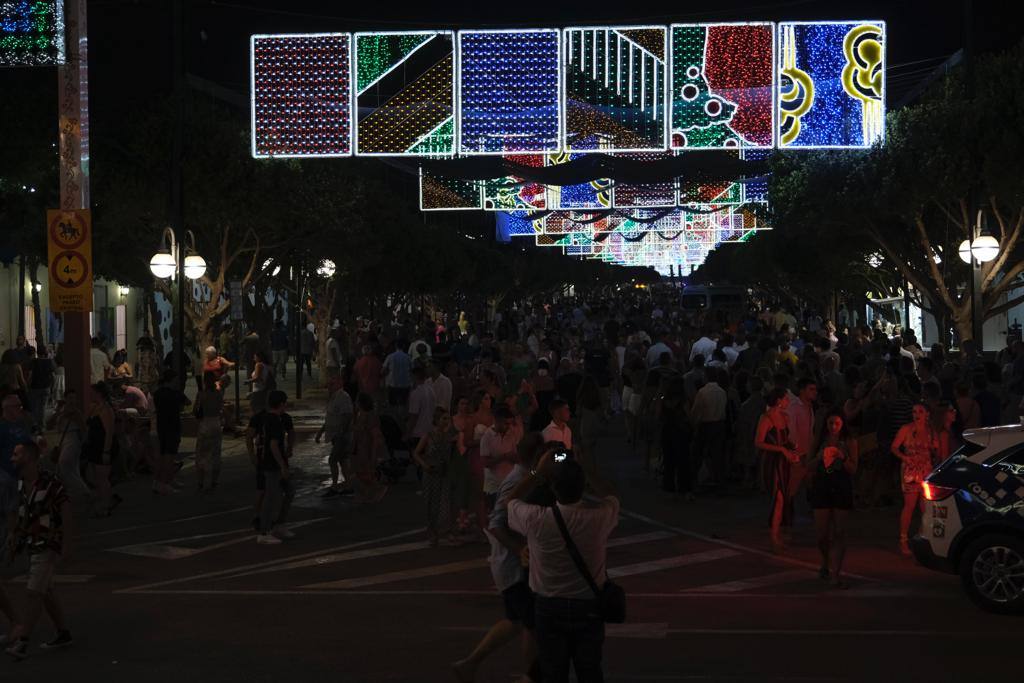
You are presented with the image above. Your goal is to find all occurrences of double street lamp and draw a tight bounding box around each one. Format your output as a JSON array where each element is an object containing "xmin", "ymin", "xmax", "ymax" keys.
[
  {"xmin": 957, "ymin": 209, "xmax": 1001, "ymax": 349},
  {"xmin": 150, "ymin": 227, "xmax": 206, "ymax": 387}
]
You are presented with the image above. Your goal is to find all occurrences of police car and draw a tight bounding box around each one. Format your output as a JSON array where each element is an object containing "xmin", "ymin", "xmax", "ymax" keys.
[{"xmin": 912, "ymin": 425, "xmax": 1024, "ymax": 614}]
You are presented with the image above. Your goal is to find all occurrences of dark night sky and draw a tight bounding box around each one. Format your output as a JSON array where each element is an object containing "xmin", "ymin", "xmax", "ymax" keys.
[{"xmin": 83, "ymin": 0, "xmax": 1020, "ymax": 113}]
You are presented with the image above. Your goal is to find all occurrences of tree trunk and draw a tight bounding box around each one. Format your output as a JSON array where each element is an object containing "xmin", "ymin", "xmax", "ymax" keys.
[{"xmin": 28, "ymin": 260, "xmax": 45, "ymax": 349}]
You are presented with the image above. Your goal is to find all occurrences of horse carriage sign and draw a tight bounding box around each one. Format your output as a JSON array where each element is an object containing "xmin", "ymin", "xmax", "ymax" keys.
[{"xmin": 47, "ymin": 208, "xmax": 92, "ymax": 312}]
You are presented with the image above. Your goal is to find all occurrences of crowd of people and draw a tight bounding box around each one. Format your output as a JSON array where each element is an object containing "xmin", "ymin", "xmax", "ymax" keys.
[{"xmin": 3, "ymin": 287, "xmax": 1024, "ymax": 672}]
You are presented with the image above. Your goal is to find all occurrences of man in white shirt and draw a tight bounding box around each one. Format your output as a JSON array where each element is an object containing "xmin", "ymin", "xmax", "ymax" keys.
[
  {"xmin": 540, "ymin": 399, "xmax": 572, "ymax": 450},
  {"xmin": 786, "ymin": 377, "xmax": 817, "ymax": 498},
  {"xmin": 406, "ymin": 366, "xmax": 437, "ymax": 448},
  {"xmin": 325, "ymin": 329, "xmax": 344, "ymax": 380},
  {"xmin": 408, "ymin": 339, "xmax": 432, "ymax": 364},
  {"xmin": 645, "ymin": 331, "xmax": 673, "ymax": 369},
  {"xmin": 316, "ymin": 379, "xmax": 354, "ymax": 496},
  {"xmin": 480, "ymin": 405, "xmax": 523, "ymax": 504},
  {"xmin": 689, "ymin": 330, "xmax": 718, "ymax": 364},
  {"xmin": 720, "ymin": 333, "xmax": 740, "ymax": 367},
  {"xmin": 507, "ymin": 452, "xmax": 618, "ymax": 682},
  {"xmin": 426, "ymin": 360, "xmax": 453, "ymax": 413},
  {"xmin": 89, "ymin": 337, "xmax": 111, "ymax": 384},
  {"xmin": 690, "ymin": 367, "xmax": 729, "ymax": 489}
]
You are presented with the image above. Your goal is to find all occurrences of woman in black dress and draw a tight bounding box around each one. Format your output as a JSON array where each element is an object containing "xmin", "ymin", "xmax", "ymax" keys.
[
  {"xmin": 755, "ymin": 387, "xmax": 799, "ymax": 552},
  {"xmin": 808, "ymin": 410, "xmax": 859, "ymax": 588}
]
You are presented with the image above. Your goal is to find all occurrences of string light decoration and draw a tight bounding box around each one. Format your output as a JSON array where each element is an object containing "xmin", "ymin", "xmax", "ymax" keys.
[
  {"xmin": 612, "ymin": 152, "xmax": 677, "ymax": 208},
  {"xmin": 562, "ymin": 26, "xmax": 668, "ymax": 152},
  {"xmin": 251, "ymin": 33, "xmax": 352, "ymax": 158},
  {"xmin": 419, "ymin": 166, "xmax": 481, "ymax": 211},
  {"xmin": 777, "ymin": 22, "xmax": 885, "ymax": 148},
  {"xmin": 0, "ymin": 0, "xmax": 64, "ymax": 65},
  {"xmin": 481, "ymin": 154, "xmax": 547, "ymax": 210},
  {"xmin": 457, "ymin": 29, "xmax": 562, "ymax": 155},
  {"xmin": 354, "ymin": 31, "xmax": 456, "ymax": 156},
  {"xmin": 670, "ymin": 23, "xmax": 774, "ymax": 149}
]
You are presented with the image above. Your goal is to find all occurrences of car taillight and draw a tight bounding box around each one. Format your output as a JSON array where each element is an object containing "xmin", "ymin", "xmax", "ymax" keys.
[{"xmin": 922, "ymin": 481, "xmax": 957, "ymax": 501}]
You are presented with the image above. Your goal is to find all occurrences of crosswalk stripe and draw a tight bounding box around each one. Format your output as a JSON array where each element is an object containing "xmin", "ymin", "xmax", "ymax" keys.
[
  {"xmin": 223, "ymin": 541, "xmax": 432, "ymax": 579},
  {"xmin": 608, "ymin": 531, "xmax": 675, "ymax": 547},
  {"xmin": 304, "ymin": 559, "xmax": 490, "ymax": 589},
  {"xmin": 12, "ymin": 574, "xmax": 94, "ymax": 584},
  {"xmin": 226, "ymin": 531, "xmax": 676, "ymax": 583},
  {"xmin": 108, "ymin": 517, "xmax": 331, "ymax": 560},
  {"xmin": 618, "ymin": 508, "xmax": 873, "ymax": 582},
  {"xmin": 682, "ymin": 569, "xmax": 812, "ymax": 593},
  {"xmin": 299, "ymin": 532, "xmax": 684, "ymax": 590},
  {"xmin": 609, "ymin": 549, "xmax": 740, "ymax": 579},
  {"xmin": 115, "ymin": 527, "xmax": 426, "ymax": 593}
]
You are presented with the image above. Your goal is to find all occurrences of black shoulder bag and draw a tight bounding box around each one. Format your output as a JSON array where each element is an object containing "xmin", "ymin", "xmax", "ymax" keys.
[{"xmin": 550, "ymin": 504, "xmax": 626, "ymax": 624}]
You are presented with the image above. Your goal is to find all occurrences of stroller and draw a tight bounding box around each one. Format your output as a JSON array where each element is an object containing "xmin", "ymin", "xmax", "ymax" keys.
[{"xmin": 376, "ymin": 413, "xmax": 414, "ymax": 483}]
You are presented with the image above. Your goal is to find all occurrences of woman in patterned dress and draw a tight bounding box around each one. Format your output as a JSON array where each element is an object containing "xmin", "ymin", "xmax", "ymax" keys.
[
  {"xmin": 413, "ymin": 407, "xmax": 461, "ymax": 546},
  {"xmin": 891, "ymin": 403, "xmax": 941, "ymax": 556}
]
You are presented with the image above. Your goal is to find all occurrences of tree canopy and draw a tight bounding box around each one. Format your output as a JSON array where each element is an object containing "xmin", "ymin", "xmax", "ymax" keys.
[{"xmin": 695, "ymin": 40, "xmax": 1024, "ymax": 342}]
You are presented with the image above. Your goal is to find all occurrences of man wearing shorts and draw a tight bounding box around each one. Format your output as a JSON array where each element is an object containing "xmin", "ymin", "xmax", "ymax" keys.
[
  {"xmin": 246, "ymin": 391, "xmax": 295, "ymax": 543},
  {"xmin": 3, "ymin": 442, "xmax": 73, "ymax": 660},
  {"xmin": 453, "ymin": 436, "xmax": 546, "ymax": 683},
  {"xmin": 150, "ymin": 370, "xmax": 191, "ymax": 495}
]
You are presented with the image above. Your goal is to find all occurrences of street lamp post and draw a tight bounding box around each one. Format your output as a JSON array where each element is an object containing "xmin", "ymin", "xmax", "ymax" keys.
[
  {"xmin": 150, "ymin": 228, "xmax": 206, "ymax": 387},
  {"xmin": 958, "ymin": 209, "xmax": 1000, "ymax": 350}
]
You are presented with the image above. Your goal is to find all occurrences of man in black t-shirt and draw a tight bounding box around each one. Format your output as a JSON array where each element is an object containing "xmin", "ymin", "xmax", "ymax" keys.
[
  {"xmin": 150, "ymin": 370, "xmax": 191, "ymax": 495},
  {"xmin": 246, "ymin": 390, "xmax": 295, "ymax": 544}
]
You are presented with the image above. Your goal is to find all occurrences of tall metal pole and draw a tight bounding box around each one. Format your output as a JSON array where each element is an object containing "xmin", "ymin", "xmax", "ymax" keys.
[
  {"xmin": 295, "ymin": 265, "xmax": 303, "ymax": 399},
  {"xmin": 964, "ymin": 0, "xmax": 985, "ymax": 350},
  {"xmin": 58, "ymin": 0, "xmax": 92, "ymax": 402},
  {"xmin": 172, "ymin": 0, "xmax": 186, "ymax": 388}
]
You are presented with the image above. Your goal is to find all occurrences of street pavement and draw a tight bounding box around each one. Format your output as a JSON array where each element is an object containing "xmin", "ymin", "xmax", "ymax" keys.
[{"xmin": 3, "ymin": 390, "xmax": 1021, "ymax": 681}]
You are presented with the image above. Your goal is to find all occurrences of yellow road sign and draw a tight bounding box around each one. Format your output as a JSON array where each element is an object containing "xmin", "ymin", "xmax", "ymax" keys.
[{"xmin": 47, "ymin": 209, "xmax": 93, "ymax": 313}]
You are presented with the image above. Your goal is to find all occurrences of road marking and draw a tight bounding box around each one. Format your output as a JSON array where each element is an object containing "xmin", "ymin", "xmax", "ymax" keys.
[
  {"xmin": 609, "ymin": 549, "xmax": 740, "ymax": 579},
  {"xmin": 115, "ymin": 527, "xmax": 426, "ymax": 593},
  {"xmin": 108, "ymin": 517, "xmax": 331, "ymax": 560},
  {"xmin": 607, "ymin": 531, "xmax": 675, "ymax": 546},
  {"xmin": 228, "ymin": 530, "xmax": 675, "ymax": 583},
  {"xmin": 618, "ymin": 508, "xmax": 872, "ymax": 581},
  {"xmin": 441, "ymin": 625, "xmax": 999, "ymax": 639},
  {"xmin": 222, "ymin": 541, "xmax": 433, "ymax": 579},
  {"xmin": 117, "ymin": 589, "xmax": 959, "ymax": 600},
  {"xmin": 683, "ymin": 569, "xmax": 812, "ymax": 593},
  {"xmin": 304, "ymin": 558, "xmax": 489, "ymax": 589},
  {"xmin": 11, "ymin": 574, "xmax": 95, "ymax": 584},
  {"xmin": 294, "ymin": 532, "xmax": 685, "ymax": 589},
  {"xmin": 83, "ymin": 506, "xmax": 251, "ymax": 538},
  {"xmin": 443, "ymin": 623, "xmax": 671, "ymax": 639}
]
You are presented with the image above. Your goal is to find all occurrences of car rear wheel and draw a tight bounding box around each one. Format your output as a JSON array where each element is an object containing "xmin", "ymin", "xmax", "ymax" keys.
[{"xmin": 960, "ymin": 534, "xmax": 1024, "ymax": 615}]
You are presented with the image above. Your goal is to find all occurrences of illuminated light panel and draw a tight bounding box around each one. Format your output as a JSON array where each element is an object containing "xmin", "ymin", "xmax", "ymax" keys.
[
  {"xmin": 250, "ymin": 33, "xmax": 352, "ymax": 158},
  {"xmin": 419, "ymin": 166, "xmax": 481, "ymax": 211},
  {"xmin": 777, "ymin": 21, "xmax": 885, "ymax": 148},
  {"xmin": 612, "ymin": 152, "xmax": 677, "ymax": 208},
  {"xmin": 496, "ymin": 210, "xmax": 543, "ymax": 241},
  {"xmin": 354, "ymin": 31, "xmax": 456, "ymax": 156},
  {"xmin": 0, "ymin": 0, "xmax": 64, "ymax": 65},
  {"xmin": 545, "ymin": 212, "xmax": 617, "ymax": 235},
  {"xmin": 481, "ymin": 155, "xmax": 546, "ymax": 211},
  {"xmin": 671, "ymin": 23, "xmax": 774, "ymax": 149},
  {"xmin": 457, "ymin": 29, "xmax": 562, "ymax": 155},
  {"xmin": 562, "ymin": 26, "xmax": 668, "ymax": 152},
  {"xmin": 545, "ymin": 152, "xmax": 612, "ymax": 209}
]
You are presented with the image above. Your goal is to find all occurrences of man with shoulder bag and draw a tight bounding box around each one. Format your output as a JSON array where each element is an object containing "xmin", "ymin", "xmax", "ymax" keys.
[{"xmin": 508, "ymin": 445, "xmax": 622, "ymax": 683}]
